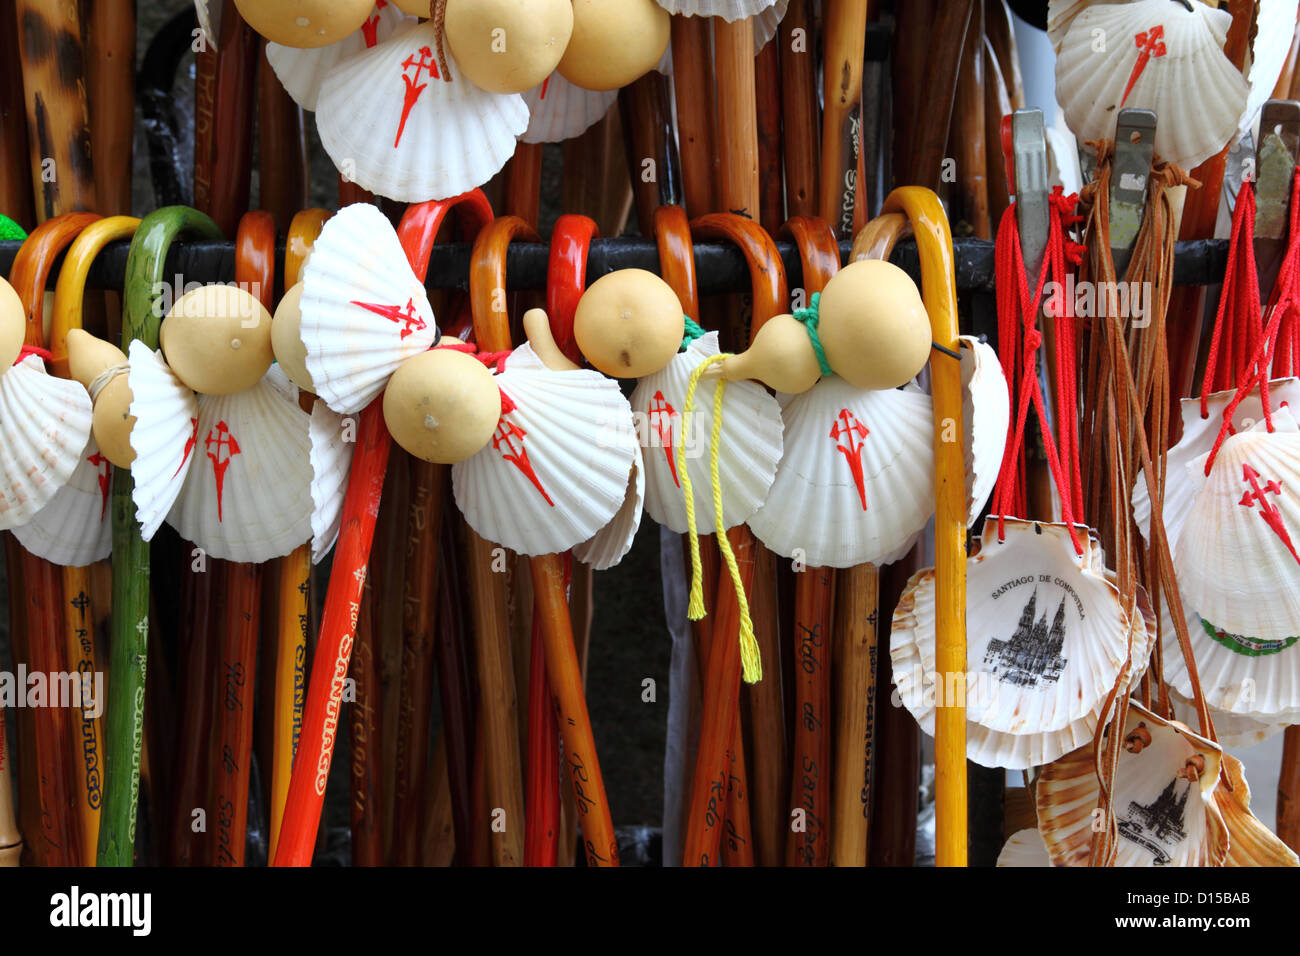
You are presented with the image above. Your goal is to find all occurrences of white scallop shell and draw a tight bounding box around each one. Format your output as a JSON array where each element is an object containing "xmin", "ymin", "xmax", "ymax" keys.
[
  {"xmin": 629, "ymin": 332, "xmax": 783, "ymax": 536},
  {"xmin": 316, "ymin": 21, "xmax": 529, "ymax": 203},
  {"xmin": 573, "ymin": 442, "xmax": 644, "ymax": 570},
  {"xmin": 961, "ymin": 336, "xmax": 1010, "ymax": 526},
  {"xmin": 1055, "ymin": 0, "xmax": 1249, "ymax": 170},
  {"xmin": 1036, "ymin": 702, "xmax": 1228, "ymax": 867},
  {"xmin": 1241, "ymin": 0, "xmax": 1300, "ymax": 134},
  {"xmin": 1175, "ymin": 409, "xmax": 1300, "ymax": 643},
  {"xmin": 127, "ymin": 342, "xmax": 200, "ymax": 542},
  {"xmin": 0, "ymin": 356, "xmax": 94, "ymax": 532},
  {"xmin": 300, "ymin": 202, "xmax": 438, "ymax": 415},
  {"xmin": 996, "ymin": 828, "xmax": 1053, "ymax": 867},
  {"xmin": 753, "ymin": 0, "xmax": 789, "ymax": 51},
  {"xmin": 521, "ymin": 72, "xmax": 617, "ymax": 144},
  {"xmin": 1216, "ymin": 752, "xmax": 1300, "ymax": 866},
  {"xmin": 1167, "ymin": 687, "xmax": 1296, "ymax": 750},
  {"xmin": 452, "ymin": 343, "xmax": 639, "ymax": 556},
  {"xmin": 1133, "ymin": 379, "xmax": 1300, "ymax": 555},
  {"xmin": 655, "ymin": 0, "xmax": 780, "ymax": 21},
  {"xmin": 890, "ymin": 517, "xmax": 1136, "ymax": 769},
  {"xmin": 749, "ymin": 378, "xmax": 932, "ymax": 568},
  {"xmin": 165, "ymin": 366, "xmax": 314, "ymax": 563},
  {"xmin": 13, "ymin": 432, "xmax": 113, "ymax": 566},
  {"xmin": 1047, "ymin": 0, "xmax": 1137, "ymax": 52},
  {"xmin": 266, "ymin": 1, "xmax": 415, "ymax": 111},
  {"xmin": 309, "ymin": 401, "xmax": 355, "ymax": 564}
]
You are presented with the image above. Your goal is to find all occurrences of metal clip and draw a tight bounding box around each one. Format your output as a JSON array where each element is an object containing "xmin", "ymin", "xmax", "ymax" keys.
[
  {"xmin": 1011, "ymin": 109, "xmax": 1050, "ymax": 288},
  {"xmin": 1253, "ymin": 100, "xmax": 1300, "ymax": 293},
  {"xmin": 1109, "ymin": 108, "xmax": 1157, "ymax": 277}
]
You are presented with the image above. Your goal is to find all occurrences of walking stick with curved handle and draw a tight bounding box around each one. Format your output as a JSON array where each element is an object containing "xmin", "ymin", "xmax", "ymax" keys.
[
  {"xmin": 274, "ymin": 190, "xmax": 494, "ymax": 866},
  {"xmin": 681, "ymin": 212, "xmax": 787, "ymax": 867},
  {"xmin": 879, "ymin": 186, "xmax": 968, "ymax": 867},
  {"xmin": 8, "ymin": 213, "xmax": 102, "ymax": 866},
  {"xmin": 51, "ymin": 215, "xmax": 143, "ymax": 865}
]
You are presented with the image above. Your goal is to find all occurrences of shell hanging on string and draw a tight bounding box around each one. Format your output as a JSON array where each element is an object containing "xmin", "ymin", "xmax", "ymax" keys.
[
  {"xmin": 749, "ymin": 378, "xmax": 932, "ymax": 568},
  {"xmin": 961, "ymin": 335, "xmax": 1010, "ymax": 526},
  {"xmin": 126, "ymin": 342, "xmax": 200, "ymax": 542},
  {"xmin": 315, "ymin": 21, "xmax": 529, "ymax": 202},
  {"xmin": 890, "ymin": 517, "xmax": 1139, "ymax": 769},
  {"xmin": 629, "ymin": 331, "xmax": 783, "ymax": 536},
  {"xmin": 165, "ymin": 366, "xmax": 314, "ymax": 563},
  {"xmin": 266, "ymin": 0, "xmax": 416, "ymax": 111},
  {"xmin": 1167, "ymin": 687, "xmax": 1297, "ymax": 750},
  {"xmin": 452, "ymin": 343, "xmax": 639, "ymax": 556},
  {"xmin": 996, "ymin": 828, "xmax": 1053, "ymax": 867},
  {"xmin": 1036, "ymin": 703, "xmax": 1229, "ymax": 867},
  {"xmin": 0, "ymin": 356, "xmax": 95, "ymax": 532},
  {"xmin": 573, "ymin": 442, "xmax": 644, "ymax": 570},
  {"xmin": 1216, "ymin": 752, "xmax": 1299, "ymax": 866},
  {"xmin": 13, "ymin": 433, "xmax": 113, "ymax": 566},
  {"xmin": 309, "ymin": 401, "xmax": 355, "ymax": 564},
  {"xmin": 299, "ymin": 202, "xmax": 438, "ymax": 415},
  {"xmin": 1240, "ymin": 0, "xmax": 1300, "ymax": 134},
  {"xmin": 520, "ymin": 72, "xmax": 617, "ymax": 145},
  {"xmin": 1054, "ymin": 0, "xmax": 1249, "ymax": 171}
]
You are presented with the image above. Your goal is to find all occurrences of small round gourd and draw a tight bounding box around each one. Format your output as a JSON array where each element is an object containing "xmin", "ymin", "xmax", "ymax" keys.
[
  {"xmin": 0, "ymin": 277, "xmax": 24, "ymax": 369},
  {"xmin": 816, "ymin": 259, "xmax": 931, "ymax": 390},
  {"xmin": 160, "ymin": 284, "xmax": 274, "ymax": 395},
  {"xmin": 573, "ymin": 269, "xmax": 684, "ymax": 378},
  {"xmin": 557, "ymin": 0, "xmax": 670, "ymax": 92},
  {"xmin": 234, "ymin": 0, "xmax": 375, "ymax": 49},
  {"xmin": 67, "ymin": 329, "xmax": 136, "ymax": 469},
  {"xmin": 383, "ymin": 347, "xmax": 501, "ymax": 464},
  {"xmin": 444, "ymin": 0, "xmax": 573, "ymax": 94},
  {"xmin": 271, "ymin": 281, "xmax": 314, "ymax": 393},
  {"xmin": 720, "ymin": 313, "xmax": 823, "ymax": 395}
]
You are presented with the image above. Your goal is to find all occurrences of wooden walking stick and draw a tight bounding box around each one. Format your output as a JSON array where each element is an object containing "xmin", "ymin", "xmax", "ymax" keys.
[
  {"xmin": 681, "ymin": 212, "xmax": 788, "ymax": 866},
  {"xmin": 274, "ymin": 190, "xmax": 494, "ymax": 866},
  {"xmin": 8, "ymin": 212, "xmax": 101, "ymax": 866},
  {"xmin": 0, "ymin": 0, "xmax": 34, "ymax": 228},
  {"xmin": 819, "ymin": 0, "xmax": 868, "ymax": 238},
  {"xmin": 880, "ymin": 186, "xmax": 968, "ymax": 867},
  {"xmin": 669, "ymin": 15, "xmax": 717, "ymax": 218},
  {"xmin": 85, "ymin": 0, "xmax": 135, "ymax": 217},
  {"xmin": 98, "ymin": 206, "xmax": 224, "ymax": 867},
  {"xmin": 255, "ymin": 41, "xmax": 308, "ymax": 233},
  {"xmin": 194, "ymin": 0, "xmax": 259, "ymax": 237},
  {"xmin": 50, "ymin": 215, "xmax": 144, "ymax": 864},
  {"xmin": 13, "ymin": 0, "xmax": 96, "ymax": 220},
  {"xmin": 469, "ymin": 215, "xmax": 619, "ymax": 866},
  {"xmin": 0, "ymin": 710, "xmax": 18, "ymax": 865},
  {"xmin": 779, "ymin": 0, "xmax": 818, "ymax": 220}
]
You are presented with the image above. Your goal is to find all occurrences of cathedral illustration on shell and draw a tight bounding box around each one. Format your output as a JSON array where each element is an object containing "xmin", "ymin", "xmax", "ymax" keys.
[{"xmin": 983, "ymin": 589, "xmax": 1069, "ymax": 688}]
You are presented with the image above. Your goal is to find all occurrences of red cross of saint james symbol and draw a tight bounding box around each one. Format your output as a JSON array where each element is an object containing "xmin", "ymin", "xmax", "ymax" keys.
[
  {"xmin": 173, "ymin": 416, "xmax": 200, "ymax": 479},
  {"xmin": 492, "ymin": 416, "xmax": 554, "ymax": 506},
  {"xmin": 1121, "ymin": 24, "xmax": 1166, "ymax": 107},
  {"xmin": 351, "ymin": 297, "xmax": 427, "ymax": 340},
  {"xmin": 648, "ymin": 390, "xmax": 680, "ymax": 487},
  {"xmin": 1239, "ymin": 463, "xmax": 1300, "ymax": 565},
  {"xmin": 830, "ymin": 408, "xmax": 871, "ymax": 511},
  {"xmin": 361, "ymin": 1, "xmax": 386, "ymax": 47},
  {"xmin": 395, "ymin": 45, "xmax": 440, "ymax": 148},
  {"xmin": 205, "ymin": 420, "xmax": 242, "ymax": 522},
  {"xmin": 87, "ymin": 451, "xmax": 111, "ymax": 520}
]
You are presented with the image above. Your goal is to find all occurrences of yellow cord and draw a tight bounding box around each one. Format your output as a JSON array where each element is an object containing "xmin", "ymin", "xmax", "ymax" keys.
[{"xmin": 677, "ymin": 354, "xmax": 762, "ymax": 684}]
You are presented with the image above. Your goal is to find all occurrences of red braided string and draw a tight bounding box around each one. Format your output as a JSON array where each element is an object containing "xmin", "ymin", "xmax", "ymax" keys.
[
  {"xmin": 14, "ymin": 344, "xmax": 52, "ymax": 365},
  {"xmin": 1202, "ymin": 180, "xmax": 1258, "ymax": 412},
  {"xmin": 433, "ymin": 341, "xmax": 515, "ymax": 412}
]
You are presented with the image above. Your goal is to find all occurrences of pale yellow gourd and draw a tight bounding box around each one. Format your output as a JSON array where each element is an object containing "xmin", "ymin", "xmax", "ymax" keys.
[
  {"xmin": 523, "ymin": 308, "xmax": 579, "ymax": 371},
  {"xmin": 271, "ymin": 281, "xmax": 314, "ymax": 393},
  {"xmin": 391, "ymin": 0, "xmax": 433, "ymax": 15},
  {"xmin": 67, "ymin": 329, "xmax": 135, "ymax": 469},
  {"xmin": 445, "ymin": 0, "xmax": 573, "ymax": 94},
  {"xmin": 234, "ymin": 0, "xmax": 375, "ymax": 48},
  {"xmin": 160, "ymin": 284, "xmax": 274, "ymax": 395},
  {"xmin": 0, "ymin": 277, "xmax": 23, "ymax": 369},
  {"xmin": 573, "ymin": 269, "xmax": 683, "ymax": 378},
  {"xmin": 557, "ymin": 0, "xmax": 669, "ymax": 92},
  {"xmin": 720, "ymin": 313, "xmax": 823, "ymax": 394},
  {"xmin": 817, "ymin": 259, "xmax": 931, "ymax": 390},
  {"xmin": 383, "ymin": 342, "xmax": 501, "ymax": 464}
]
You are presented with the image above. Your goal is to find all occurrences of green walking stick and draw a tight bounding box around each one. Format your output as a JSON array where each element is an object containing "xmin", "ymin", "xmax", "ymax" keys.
[{"xmin": 97, "ymin": 207, "xmax": 223, "ymax": 867}]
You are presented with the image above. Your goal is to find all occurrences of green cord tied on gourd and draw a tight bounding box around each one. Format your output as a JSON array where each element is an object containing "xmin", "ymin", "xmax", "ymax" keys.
[
  {"xmin": 676, "ymin": 352, "xmax": 762, "ymax": 684},
  {"xmin": 792, "ymin": 292, "xmax": 833, "ymax": 376},
  {"xmin": 681, "ymin": 315, "xmax": 706, "ymax": 351}
]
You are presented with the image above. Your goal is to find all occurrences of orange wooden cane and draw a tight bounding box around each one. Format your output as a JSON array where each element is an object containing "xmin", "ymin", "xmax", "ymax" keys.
[{"xmin": 470, "ymin": 216, "xmax": 621, "ymax": 866}]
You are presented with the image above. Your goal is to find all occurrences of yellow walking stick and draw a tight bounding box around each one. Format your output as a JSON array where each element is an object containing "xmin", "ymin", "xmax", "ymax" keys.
[
  {"xmin": 50, "ymin": 215, "xmax": 142, "ymax": 865},
  {"xmin": 879, "ymin": 186, "xmax": 968, "ymax": 867}
]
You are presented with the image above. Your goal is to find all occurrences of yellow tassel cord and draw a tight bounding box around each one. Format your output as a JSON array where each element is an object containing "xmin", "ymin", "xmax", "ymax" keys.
[{"xmin": 676, "ymin": 354, "xmax": 763, "ymax": 683}]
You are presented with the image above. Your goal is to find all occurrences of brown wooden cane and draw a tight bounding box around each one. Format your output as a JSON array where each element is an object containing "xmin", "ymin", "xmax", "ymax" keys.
[
  {"xmin": 255, "ymin": 42, "xmax": 309, "ymax": 233},
  {"xmin": 906, "ymin": 0, "xmax": 976, "ymax": 190},
  {"xmin": 982, "ymin": 35, "xmax": 1014, "ymax": 232},
  {"xmin": 85, "ymin": 0, "xmax": 134, "ymax": 216},
  {"xmin": 779, "ymin": 0, "xmax": 819, "ymax": 220},
  {"xmin": 562, "ymin": 114, "xmax": 634, "ymax": 238},
  {"xmin": 670, "ymin": 15, "xmax": 717, "ymax": 218},
  {"xmin": 984, "ymin": 0, "xmax": 1026, "ymax": 112},
  {"xmin": 1280, "ymin": 726, "xmax": 1300, "ymax": 852},
  {"xmin": 713, "ymin": 19, "xmax": 760, "ymax": 223},
  {"xmin": 819, "ymin": 0, "xmax": 868, "ymax": 239},
  {"xmin": 7, "ymin": 213, "xmax": 101, "ymax": 865},
  {"xmin": 471, "ymin": 216, "xmax": 620, "ymax": 866},
  {"xmin": 13, "ymin": 0, "xmax": 95, "ymax": 221},
  {"xmin": 349, "ymin": 573, "xmax": 384, "ymax": 865},
  {"xmin": 194, "ymin": 1, "xmax": 259, "ymax": 237},
  {"xmin": 891, "ymin": 0, "xmax": 935, "ymax": 174},
  {"xmin": 0, "ymin": 0, "xmax": 35, "ymax": 228},
  {"xmin": 953, "ymin": 3, "xmax": 990, "ymax": 240},
  {"xmin": 755, "ymin": 36, "xmax": 784, "ymax": 236},
  {"xmin": 0, "ymin": 709, "xmax": 19, "ymax": 865},
  {"xmin": 681, "ymin": 213, "xmax": 787, "ymax": 866}
]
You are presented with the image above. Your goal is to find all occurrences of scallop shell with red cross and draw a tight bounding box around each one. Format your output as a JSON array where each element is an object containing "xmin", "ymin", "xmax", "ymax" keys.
[
  {"xmin": 452, "ymin": 343, "xmax": 639, "ymax": 556},
  {"xmin": 12, "ymin": 431, "xmax": 114, "ymax": 566}
]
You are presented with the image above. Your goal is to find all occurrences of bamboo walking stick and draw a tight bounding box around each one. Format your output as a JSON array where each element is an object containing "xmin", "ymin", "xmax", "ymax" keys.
[
  {"xmin": 470, "ymin": 215, "xmax": 620, "ymax": 866},
  {"xmin": 819, "ymin": 0, "xmax": 868, "ymax": 238},
  {"xmin": 50, "ymin": 215, "xmax": 143, "ymax": 864},
  {"xmin": 98, "ymin": 206, "xmax": 224, "ymax": 867},
  {"xmin": 0, "ymin": 0, "xmax": 34, "ymax": 228},
  {"xmin": 880, "ymin": 186, "xmax": 968, "ymax": 867},
  {"xmin": 8, "ymin": 212, "xmax": 102, "ymax": 866}
]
